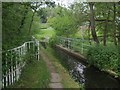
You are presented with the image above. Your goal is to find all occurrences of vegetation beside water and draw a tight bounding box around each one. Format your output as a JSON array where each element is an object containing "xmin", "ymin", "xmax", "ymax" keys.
[
  {"xmin": 87, "ymin": 45, "xmax": 120, "ymax": 76},
  {"xmin": 9, "ymin": 57, "xmax": 50, "ymax": 88}
]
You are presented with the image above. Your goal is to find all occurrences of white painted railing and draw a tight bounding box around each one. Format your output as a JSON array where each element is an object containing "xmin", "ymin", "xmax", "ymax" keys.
[
  {"xmin": 57, "ymin": 36, "xmax": 96, "ymax": 56},
  {"xmin": 2, "ymin": 39, "xmax": 39, "ymax": 88}
]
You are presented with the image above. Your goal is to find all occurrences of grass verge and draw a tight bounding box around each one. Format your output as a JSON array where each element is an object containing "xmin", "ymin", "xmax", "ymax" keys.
[{"xmin": 9, "ymin": 59, "xmax": 50, "ymax": 88}]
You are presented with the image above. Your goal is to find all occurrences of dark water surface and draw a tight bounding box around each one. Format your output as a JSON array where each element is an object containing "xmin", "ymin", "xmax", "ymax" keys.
[{"xmin": 55, "ymin": 47, "xmax": 120, "ymax": 88}]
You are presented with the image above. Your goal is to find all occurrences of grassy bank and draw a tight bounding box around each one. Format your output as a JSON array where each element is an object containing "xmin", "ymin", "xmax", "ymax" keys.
[
  {"xmin": 34, "ymin": 23, "xmax": 56, "ymax": 40},
  {"xmin": 43, "ymin": 46, "xmax": 81, "ymax": 88},
  {"xmin": 9, "ymin": 59, "xmax": 50, "ymax": 88}
]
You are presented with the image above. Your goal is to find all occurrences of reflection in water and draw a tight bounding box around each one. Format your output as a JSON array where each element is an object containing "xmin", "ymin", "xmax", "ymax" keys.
[
  {"xmin": 84, "ymin": 67, "xmax": 120, "ymax": 88},
  {"xmin": 55, "ymin": 47, "xmax": 120, "ymax": 88}
]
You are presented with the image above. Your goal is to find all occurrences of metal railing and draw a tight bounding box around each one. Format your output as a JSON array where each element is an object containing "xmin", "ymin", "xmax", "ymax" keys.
[
  {"xmin": 2, "ymin": 39, "xmax": 39, "ymax": 88},
  {"xmin": 57, "ymin": 36, "xmax": 96, "ymax": 56}
]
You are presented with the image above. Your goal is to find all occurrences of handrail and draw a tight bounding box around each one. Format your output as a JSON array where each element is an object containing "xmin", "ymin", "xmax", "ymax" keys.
[
  {"xmin": 7, "ymin": 41, "xmax": 34, "ymax": 52},
  {"xmin": 2, "ymin": 39, "xmax": 40, "ymax": 88},
  {"xmin": 57, "ymin": 36, "xmax": 96, "ymax": 56}
]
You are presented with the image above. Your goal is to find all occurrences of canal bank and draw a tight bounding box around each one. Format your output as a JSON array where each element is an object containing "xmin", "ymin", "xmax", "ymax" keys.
[
  {"xmin": 55, "ymin": 45, "xmax": 120, "ymax": 82},
  {"xmin": 54, "ymin": 45, "xmax": 120, "ymax": 88}
]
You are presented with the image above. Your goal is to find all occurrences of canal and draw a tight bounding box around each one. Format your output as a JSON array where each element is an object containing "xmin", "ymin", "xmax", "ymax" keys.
[{"xmin": 54, "ymin": 47, "xmax": 120, "ymax": 88}]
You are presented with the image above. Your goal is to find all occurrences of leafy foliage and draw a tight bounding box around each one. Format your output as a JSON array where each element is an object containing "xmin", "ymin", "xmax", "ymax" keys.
[
  {"xmin": 2, "ymin": 2, "xmax": 33, "ymax": 50},
  {"xmin": 48, "ymin": 6, "xmax": 80, "ymax": 37},
  {"xmin": 87, "ymin": 45, "xmax": 120, "ymax": 75}
]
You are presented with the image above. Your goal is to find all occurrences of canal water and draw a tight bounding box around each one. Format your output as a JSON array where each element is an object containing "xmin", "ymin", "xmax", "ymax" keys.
[{"xmin": 55, "ymin": 47, "xmax": 120, "ymax": 88}]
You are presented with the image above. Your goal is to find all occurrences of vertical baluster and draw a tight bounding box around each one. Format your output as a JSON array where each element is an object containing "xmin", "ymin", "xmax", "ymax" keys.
[
  {"xmin": 2, "ymin": 75, "xmax": 4, "ymax": 88},
  {"xmin": 82, "ymin": 39, "xmax": 83, "ymax": 54},
  {"xmin": 9, "ymin": 51, "xmax": 12, "ymax": 85},
  {"xmin": 20, "ymin": 47, "xmax": 22, "ymax": 65},
  {"xmin": 13, "ymin": 64, "xmax": 16, "ymax": 83},
  {"xmin": 29, "ymin": 42, "xmax": 30, "ymax": 50},
  {"xmin": 21, "ymin": 47, "xmax": 23, "ymax": 56},
  {"xmin": 71, "ymin": 39, "xmax": 73, "ymax": 49},
  {"xmin": 12, "ymin": 51, "xmax": 14, "ymax": 84},
  {"xmin": 69, "ymin": 39, "xmax": 71, "ymax": 49},
  {"xmin": 21, "ymin": 47, "xmax": 22, "ymax": 56},
  {"xmin": 10, "ymin": 50, "xmax": 12, "ymax": 85},
  {"xmin": 25, "ymin": 43, "xmax": 27, "ymax": 54},
  {"xmin": 3, "ymin": 53, "xmax": 7, "ymax": 88},
  {"xmin": 5, "ymin": 53, "xmax": 8, "ymax": 87},
  {"xmin": 24, "ymin": 44, "xmax": 26, "ymax": 55},
  {"xmin": 37, "ymin": 41, "xmax": 39, "ymax": 61},
  {"xmin": 7, "ymin": 52, "xmax": 10, "ymax": 86},
  {"xmin": 16, "ymin": 49, "xmax": 19, "ymax": 81},
  {"xmin": 2, "ymin": 71, "xmax": 4, "ymax": 88},
  {"xmin": 14, "ymin": 49, "xmax": 16, "ymax": 82},
  {"xmin": 21, "ymin": 47, "xmax": 23, "ymax": 68},
  {"xmin": 25, "ymin": 43, "xmax": 27, "ymax": 53},
  {"xmin": 8, "ymin": 66, "xmax": 11, "ymax": 85},
  {"xmin": 12, "ymin": 50, "xmax": 14, "ymax": 84},
  {"xmin": 18, "ymin": 48, "xmax": 21, "ymax": 79},
  {"xmin": 33, "ymin": 42, "xmax": 34, "ymax": 53},
  {"xmin": 68, "ymin": 39, "xmax": 70, "ymax": 49},
  {"xmin": 23, "ymin": 45, "xmax": 25, "ymax": 67},
  {"xmin": 27, "ymin": 42, "xmax": 29, "ymax": 51},
  {"xmin": 23, "ymin": 44, "xmax": 25, "ymax": 55}
]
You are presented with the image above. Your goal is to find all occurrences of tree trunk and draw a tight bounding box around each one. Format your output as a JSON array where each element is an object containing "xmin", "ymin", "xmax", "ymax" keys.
[
  {"xmin": 89, "ymin": 2, "xmax": 99, "ymax": 44},
  {"xmin": 118, "ymin": 24, "xmax": 120, "ymax": 45},
  {"xmin": 103, "ymin": 10, "xmax": 110, "ymax": 46},
  {"xmin": 113, "ymin": 3, "xmax": 117, "ymax": 45},
  {"xmin": 88, "ymin": 21, "xmax": 91, "ymax": 45},
  {"xmin": 29, "ymin": 11, "xmax": 35, "ymax": 35},
  {"xmin": 18, "ymin": 6, "xmax": 29, "ymax": 33},
  {"xmin": 103, "ymin": 23, "xmax": 107, "ymax": 46},
  {"xmin": 118, "ymin": 3, "xmax": 120, "ymax": 45}
]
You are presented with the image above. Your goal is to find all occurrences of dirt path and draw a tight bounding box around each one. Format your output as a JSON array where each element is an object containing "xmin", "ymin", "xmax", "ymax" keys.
[{"xmin": 40, "ymin": 48, "xmax": 63, "ymax": 89}]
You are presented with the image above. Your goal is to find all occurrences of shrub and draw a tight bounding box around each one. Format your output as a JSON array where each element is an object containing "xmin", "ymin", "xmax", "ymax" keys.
[
  {"xmin": 87, "ymin": 45, "xmax": 119, "ymax": 74},
  {"xmin": 49, "ymin": 36, "xmax": 58, "ymax": 47}
]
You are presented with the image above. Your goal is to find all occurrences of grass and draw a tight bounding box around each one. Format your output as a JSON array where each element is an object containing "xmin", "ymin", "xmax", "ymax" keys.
[
  {"xmin": 43, "ymin": 46, "xmax": 81, "ymax": 88},
  {"xmin": 9, "ymin": 59, "xmax": 50, "ymax": 88},
  {"xmin": 39, "ymin": 23, "xmax": 49, "ymax": 29},
  {"xmin": 34, "ymin": 23, "xmax": 56, "ymax": 40},
  {"xmin": 35, "ymin": 27, "xmax": 55, "ymax": 39}
]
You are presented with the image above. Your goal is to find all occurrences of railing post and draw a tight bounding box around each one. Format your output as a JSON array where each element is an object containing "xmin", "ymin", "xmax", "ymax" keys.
[
  {"xmin": 37, "ymin": 41, "xmax": 39, "ymax": 61},
  {"xmin": 5, "ymin": 53, "xmax": 8, "ymax": 87},
  {"xmin": 2, "ymin": 39, "xmax": 41, "ymax": 88},
  {"xmin": 81, "ymin": 40, "xmax": 83, "ymax": 54}
]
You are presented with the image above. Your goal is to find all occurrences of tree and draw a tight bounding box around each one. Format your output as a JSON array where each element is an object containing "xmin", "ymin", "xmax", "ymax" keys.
[
  {"xmin": 2, "ymin": 2, "xmax": 33, "ymax": 50},
  {"xmin": 117, "ymin": 3, "xmax": 120, "ymax": 45},
  {"xmin": 48, "ymin": 6, "xmax": 80, "ymax": 37},
  {"xmin": 89, "ymin": 2, "xmax": 99, "ymax": 44},
  {"xmin": 113, "ymin": 3, "xmax": 117, "ymax": 45}
]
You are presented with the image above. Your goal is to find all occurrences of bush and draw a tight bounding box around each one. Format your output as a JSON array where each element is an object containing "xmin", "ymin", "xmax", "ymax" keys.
[
  {"xmin": 87, "ymin": 45, "xmax": 119, "ymax": 74},
  {"xmin": 49, "ymin": 35, "xmax": 58, "ymax": 47}
]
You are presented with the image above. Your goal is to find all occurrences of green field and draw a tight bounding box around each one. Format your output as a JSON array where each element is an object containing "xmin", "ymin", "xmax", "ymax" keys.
[{"xmin": 34, "ymin": 23, "xmax": 56, "ymax": 40}]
